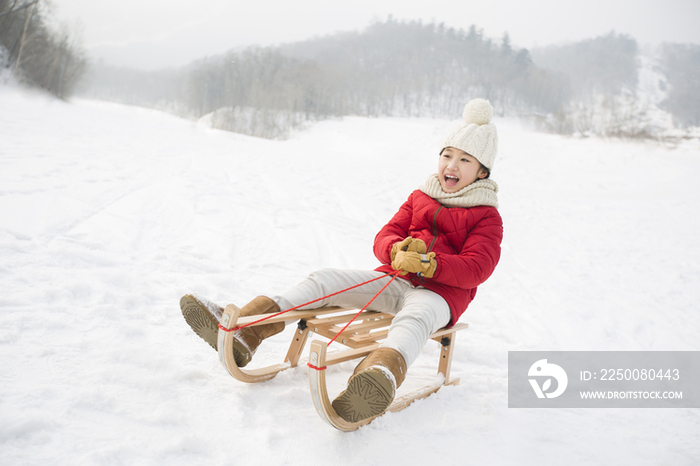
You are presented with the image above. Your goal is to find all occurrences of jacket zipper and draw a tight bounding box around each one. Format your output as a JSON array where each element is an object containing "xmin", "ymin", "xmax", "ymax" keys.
[{"xmin": 427, "ymin": 206, "xmax": 442, "ymax": 253}]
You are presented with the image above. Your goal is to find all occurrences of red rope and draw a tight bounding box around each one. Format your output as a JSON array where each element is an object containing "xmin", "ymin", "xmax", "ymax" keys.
[
  {"xmin": 218, "ymin": 270, "xmax": 401, "ymax": 337},
  {"xmin": 307, "ymin": 363, "xmax": 327, "ymax": 371},
  {"xmin": 325, "ymin": 270, "xmax": 400, "ymax": 347}
]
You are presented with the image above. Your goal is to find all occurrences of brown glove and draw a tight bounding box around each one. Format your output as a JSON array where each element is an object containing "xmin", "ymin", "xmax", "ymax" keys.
[
  {"xmin": 390, "ymin": 237, "xmax": 427, "ymax": 261},
  {"xmin": 391, "ymin": 250, "xmax": 437, "ymax": 278}
]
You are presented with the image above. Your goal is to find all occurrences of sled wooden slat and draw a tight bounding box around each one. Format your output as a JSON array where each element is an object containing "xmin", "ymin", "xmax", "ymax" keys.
[
  {"xmin": 304, "ymin": 312, "xmax": 393, "ymax": 349},
  {"xmin": 235, "ymin": 307, "xmax": 352, "ymax": 326},
  {"xmin": 348, "ymin": 329, "xmax": 390, "ymax": 345},
  {"xmin": 305, "ymin": 311, "xmax": 392, "ymax": 328},
  {"xmin": 324, "ymin": 343, "xmax": 380, "ymax": 365},
  {"xmin": 333, "ymin": 316, "xmax": 392, "ymax": 334}
]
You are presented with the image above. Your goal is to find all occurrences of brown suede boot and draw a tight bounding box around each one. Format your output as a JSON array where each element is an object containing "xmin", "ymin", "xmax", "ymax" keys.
[
  {"xmin": 331, "ymin": 347, "xmax": 407, "ymax": 423},
  {"xmin": 230, "ymin": 296, "xmax": 284, "ymax": 367},
  {"xmin": 180, "ymin": 294, "xmax": 284, "ymax": 367}
]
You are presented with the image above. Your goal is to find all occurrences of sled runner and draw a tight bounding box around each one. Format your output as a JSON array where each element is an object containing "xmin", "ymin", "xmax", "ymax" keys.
[{"xmin": 217, "ymin": 303, "xmax": 468, "ymax": 431}]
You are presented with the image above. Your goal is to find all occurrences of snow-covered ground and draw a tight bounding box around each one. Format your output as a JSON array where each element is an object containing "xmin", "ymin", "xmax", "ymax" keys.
[{"xmin": 1, "ymin": 85, "xmax": 699, "ymax": 465}]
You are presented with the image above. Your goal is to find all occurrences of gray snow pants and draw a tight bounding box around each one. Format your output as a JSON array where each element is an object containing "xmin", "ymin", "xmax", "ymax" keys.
[{"xmin": 273, "ymin": 268, "xmax": 451, "ymax": 367}]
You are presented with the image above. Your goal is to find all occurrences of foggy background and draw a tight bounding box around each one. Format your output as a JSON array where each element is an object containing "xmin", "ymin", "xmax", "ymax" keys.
[
  {"xmin": 2, "ymin": 0, "xmax": 699, "ymax": 139},
  {"xmin": 49, "ymin": 0, "xmax": 700, "ymax": 70}
]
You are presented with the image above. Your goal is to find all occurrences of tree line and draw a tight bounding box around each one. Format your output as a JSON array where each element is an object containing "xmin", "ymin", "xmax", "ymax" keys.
[
  {"xmin": 80, "ymin": 19, "xmax": 571, "ymax": 138},
  {"xmin": 1, "ymin": 0, "xmax": 87, "ymax": 98},
  {"xmin": 76, "ymin": 18, "xmax": 699, "ymax": 139},
  {"xmin": 187, "ymin": 19, "xmax": 573, "ymax": 126}
]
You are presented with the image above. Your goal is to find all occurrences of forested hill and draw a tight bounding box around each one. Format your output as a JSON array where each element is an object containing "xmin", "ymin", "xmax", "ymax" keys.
[{"xmin": 77, "ymin": 19, "xmax": 700, "ymax": 140}]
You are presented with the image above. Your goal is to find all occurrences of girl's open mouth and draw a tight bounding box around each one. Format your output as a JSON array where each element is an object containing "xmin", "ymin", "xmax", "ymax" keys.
[{"xmin": 444, "ymin": 174, "xmax": 459, "ymax": 187}]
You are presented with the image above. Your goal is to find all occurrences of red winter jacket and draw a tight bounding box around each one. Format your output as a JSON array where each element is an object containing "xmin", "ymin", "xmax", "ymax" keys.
[{"xmin": 374, "ymin": 190, "xmax": 503, "ymax": 325}]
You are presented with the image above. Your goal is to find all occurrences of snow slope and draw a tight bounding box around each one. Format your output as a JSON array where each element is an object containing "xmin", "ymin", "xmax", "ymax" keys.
[{"xmin": 1, "ymin": 85, "xmax": 699, "ymax": 465}]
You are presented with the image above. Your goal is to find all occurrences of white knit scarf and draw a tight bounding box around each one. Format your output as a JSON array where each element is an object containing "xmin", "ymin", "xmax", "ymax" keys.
[{"xmin": 420, "ymin": 174, "xmax": 499, "ymax": 208}]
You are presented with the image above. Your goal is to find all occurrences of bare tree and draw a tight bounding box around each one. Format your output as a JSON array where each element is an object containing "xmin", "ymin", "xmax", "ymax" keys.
[
  {"xmin": 0, "ymin": 0, "xmax": 39, "ymax": 18},
  {"xmin": 0, "ymin": 0, "xmax": 88, "ymax": 98}
]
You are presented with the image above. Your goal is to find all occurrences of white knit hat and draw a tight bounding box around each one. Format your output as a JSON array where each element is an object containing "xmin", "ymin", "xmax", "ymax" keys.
[{"xmin": 441, "ymin": 99, "xmax": 498, "ymax": 170}]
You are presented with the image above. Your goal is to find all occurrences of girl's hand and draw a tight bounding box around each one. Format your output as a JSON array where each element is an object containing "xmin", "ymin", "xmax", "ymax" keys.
[
  {"xmin": 391, "ymin": 251, "xmax": 437, "ymax": 278},
  {"xmin": 390, "ymin": 237, "xmax": 427, "ymax": 261}
]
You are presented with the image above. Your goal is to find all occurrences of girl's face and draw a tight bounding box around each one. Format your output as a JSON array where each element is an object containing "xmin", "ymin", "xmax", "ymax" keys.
[{"xmin": 437, "ymin": 147, "xmax": 487, "ymax": 193}]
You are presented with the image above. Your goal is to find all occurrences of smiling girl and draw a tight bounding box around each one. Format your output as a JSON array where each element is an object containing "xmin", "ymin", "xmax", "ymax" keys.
[{"xmin": 181, "ymin": 98, "xmax": 503, "ymax": 423}]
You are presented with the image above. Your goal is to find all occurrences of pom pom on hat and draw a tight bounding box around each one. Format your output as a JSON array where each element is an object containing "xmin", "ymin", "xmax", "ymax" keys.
[
  {"xmin": 441, "ymin": 98, "xmax": 498, "ymax": 171},
  {"xmin": 462, "ymin": 98, "xmax": 493, "ymax": 126}
]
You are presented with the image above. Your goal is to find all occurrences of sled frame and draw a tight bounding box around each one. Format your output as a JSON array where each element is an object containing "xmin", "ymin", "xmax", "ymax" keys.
[
  {"xmin": 217, "ymin": 303, "xmax": 467, "ymax": 430},
  {"xmin": 217, "ymin": 304, "xmax": 357, "ymax": 383}
]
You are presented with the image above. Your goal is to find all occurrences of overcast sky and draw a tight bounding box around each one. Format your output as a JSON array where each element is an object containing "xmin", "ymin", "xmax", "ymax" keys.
[{"xmin": 49, "ymin": 0, "xmax": 700, "ymax": 70}]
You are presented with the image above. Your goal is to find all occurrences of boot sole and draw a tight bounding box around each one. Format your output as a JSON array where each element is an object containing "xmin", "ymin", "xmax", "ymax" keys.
[
  {"xmin": 331, "ymin": 369, "xmax": 394, "ymax": 423},
  {"xmin": 180, "ymin": 295, "xmax": 220, "ymax": 351},
  {"xmin": 180, "ymin": 295, "xmax": 252, "ymax": 367}
]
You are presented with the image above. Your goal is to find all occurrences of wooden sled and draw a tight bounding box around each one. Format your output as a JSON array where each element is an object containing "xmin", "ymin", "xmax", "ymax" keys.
[{"xmin": 217, "ymin": 303, "xmax": 468, "ymax": 431}]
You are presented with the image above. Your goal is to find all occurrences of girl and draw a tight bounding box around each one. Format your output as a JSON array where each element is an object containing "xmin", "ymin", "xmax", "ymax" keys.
[{"xmin": 181, "ymin": 98, "xmax": 503, "ymax": 423}]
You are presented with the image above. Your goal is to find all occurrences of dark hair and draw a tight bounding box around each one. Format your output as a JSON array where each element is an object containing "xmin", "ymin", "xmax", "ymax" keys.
[{"xmin": 479, "ymin": 163, "xmax": 491, "ymax": 179}]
